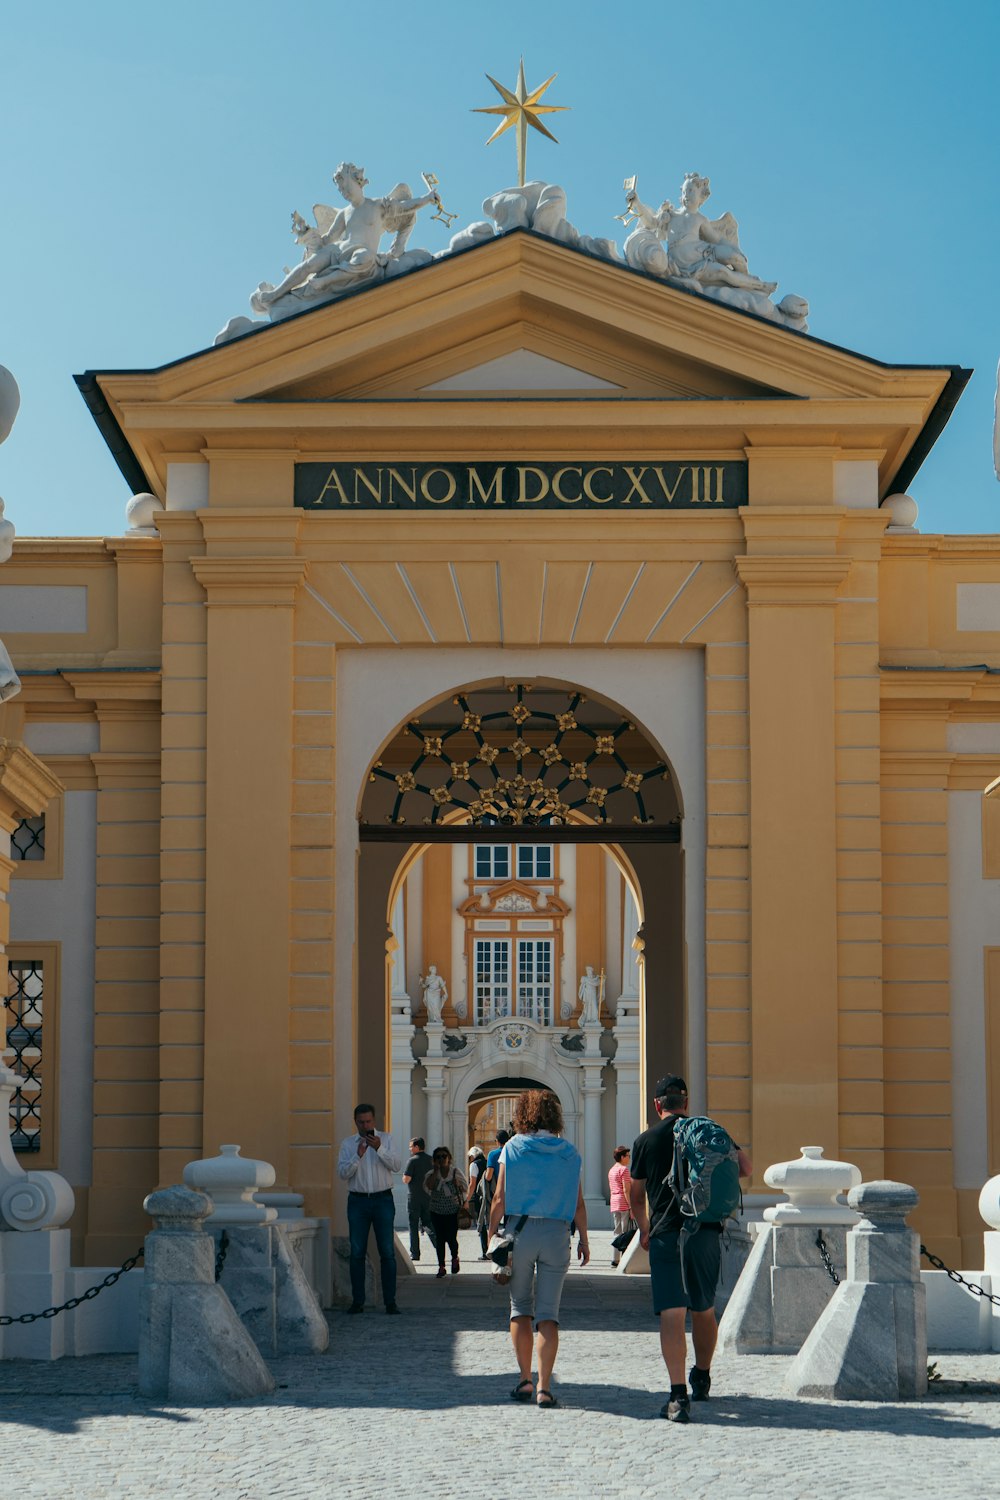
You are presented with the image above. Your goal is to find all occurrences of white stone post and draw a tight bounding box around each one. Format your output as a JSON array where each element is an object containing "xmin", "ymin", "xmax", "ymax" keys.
[
  {"xmin": 183, "ymin": 1148, "xmax": 328, "ymax": 1356},
  {"xmin": 785, "ymin": 1180, "xmax": 928, "ymax": 1400},
  {"xmin": 138, "ymin": 1185, "xmax": 273, "ymax": 1401},
  {"xmin": 718, "ymin": 1146, "xmax": 860, "ymax": 1355},
  {"xmin": 388, "ymin": 895, "xmax": 416, "ymax": 1228}
]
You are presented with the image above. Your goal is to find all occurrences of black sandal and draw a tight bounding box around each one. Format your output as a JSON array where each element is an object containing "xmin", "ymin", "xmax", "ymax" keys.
[
  {"xmin": 510, "ymin": 1378, "xmax": 534, "ymax": 1402},
  {"xmin": 536, "ymin": 1390, "xmax": 560, "ymax": 1408}
]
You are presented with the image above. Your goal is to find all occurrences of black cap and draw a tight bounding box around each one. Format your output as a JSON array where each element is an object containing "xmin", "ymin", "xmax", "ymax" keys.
[{"xmin": 654, "ymin": 1074, "xmax": 688, "ymax": 1099}]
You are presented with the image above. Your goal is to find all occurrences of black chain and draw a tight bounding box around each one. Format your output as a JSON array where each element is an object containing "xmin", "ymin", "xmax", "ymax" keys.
[
  {"xmin": 214, "ymin": 1228, "xmax": 230, "ymax": 1281},
  {"xmin": 815, "ymin": 1229, "xmax": 841, "ymax": 1286},
  {"xmin": 0, "ymin": 1247, "xmax": 144, "ymax": 1327},
  {"xmin": 921, "ymin": 1244, "xmax": 1000, "ymax": 1307}
]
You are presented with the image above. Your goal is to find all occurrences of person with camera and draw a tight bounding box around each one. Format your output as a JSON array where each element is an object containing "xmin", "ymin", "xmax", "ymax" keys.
[
  {"xmin": 488, "ymin": 1089, "xmax": 589, "ymax": 1409},
  {"xmin": 337, "ymin": 1102, "xmax": 403, "ymax": 1315}
]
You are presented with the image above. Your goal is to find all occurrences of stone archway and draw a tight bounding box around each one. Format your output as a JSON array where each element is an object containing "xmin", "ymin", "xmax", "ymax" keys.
[{"xmin": 347, "ymin": 666, "xmax": 696, "ymax": 1230}]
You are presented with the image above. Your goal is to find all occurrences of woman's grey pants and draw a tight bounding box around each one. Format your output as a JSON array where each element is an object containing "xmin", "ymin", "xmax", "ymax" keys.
[{"xmin": 508, "ymin": 1216, "xmax": 572, "ymax": 1327}]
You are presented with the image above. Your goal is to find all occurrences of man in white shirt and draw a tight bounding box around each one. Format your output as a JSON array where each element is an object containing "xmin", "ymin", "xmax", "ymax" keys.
[{"xmin": 336, "ymin": 1102, "xmax": 403, "ymax": 1314}]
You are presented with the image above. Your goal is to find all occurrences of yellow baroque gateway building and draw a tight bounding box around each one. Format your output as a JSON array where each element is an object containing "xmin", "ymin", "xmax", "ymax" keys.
[{"xmin": 1, "ymin": 228, "xmax": 998, "ymax": 1268}]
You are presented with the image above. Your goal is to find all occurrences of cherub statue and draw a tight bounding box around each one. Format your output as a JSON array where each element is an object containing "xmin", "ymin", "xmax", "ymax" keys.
[
  {"xmin": 624, "ymin": 172, "xmax": 775, "ymax": 294},
  {"xmin": 250, "ymin": 162, "xmax": 442, "ymax": 316},
  {"xmin": 420, "ymin": 964, "xmax": 448, "ymax": 1025}
]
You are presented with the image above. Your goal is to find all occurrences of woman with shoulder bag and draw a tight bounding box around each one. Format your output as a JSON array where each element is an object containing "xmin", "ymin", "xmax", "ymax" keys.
[
  {"xmin": 424, "ymin": 1147, "xmax": 468, "ymax": 1277},
  {"xmin": 488, "ymin": 1089, "xmax": 589, "ymax": 1409}
]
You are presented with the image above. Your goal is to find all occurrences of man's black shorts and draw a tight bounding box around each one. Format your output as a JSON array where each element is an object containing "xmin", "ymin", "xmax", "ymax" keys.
[{"xmin": 649, "ymin": 1227, "xmax": 721, "ymax": 1314}]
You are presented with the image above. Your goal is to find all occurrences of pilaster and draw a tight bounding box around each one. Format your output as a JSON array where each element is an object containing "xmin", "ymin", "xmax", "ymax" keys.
[
  {"xmin": 735, "ymin": 545, "xmax": 851, "ymax": 1178},
  {"xmin": 192, "ymin": 549, "xmax": 307, "ymax": 1191}
]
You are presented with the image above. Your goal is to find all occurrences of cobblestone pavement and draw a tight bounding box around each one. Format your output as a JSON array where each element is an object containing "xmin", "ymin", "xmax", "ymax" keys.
[{"xmin": 1, "ymin": 1231, "xmax": 999, "ymax": 1499}]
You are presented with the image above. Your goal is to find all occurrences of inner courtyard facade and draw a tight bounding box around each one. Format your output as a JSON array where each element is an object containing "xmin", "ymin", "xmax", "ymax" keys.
[{"xmin": 0, "ymin": 229, "xmax": 997, "ymax": 1266}]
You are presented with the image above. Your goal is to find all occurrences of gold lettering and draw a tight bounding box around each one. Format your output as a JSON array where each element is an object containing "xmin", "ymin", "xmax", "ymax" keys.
[
  {"xmin": 715, "ymin": 466, "xmax": 726, "ymax": 504},
  {"xmin": 652, "ymin": 466, "xmax": 688, "ymax": 504},
  {"xmin": 314, "ymin": 466, "xmax": 353, "ymax": 506},
  {"xmin": 690, "ymin": 466, "xmax": 721, "ymax": 503},
  {"xmin": 583, "ymin": 466, "xmax": 614, "ymax": 503},
  {"xmin": 467, "ymin": 467, "xmax": 506, "ymax": 505},
  {"xmin": 354, "ymin": 468, "xmax": 385, "ymax": 505},
  {"xmin": 552, "ymin": 466, "xmax": 582, "ymax": 503},
  {"xmin": 621, "ymin": 466, "xmax": 653, "ymax": 505},
  {"xmin": 387, "ymin": 467, "xmax": 418, "ymax": 505},
  {"xmin": 516, "ymin": 466, "xmax": 550, "ymax": 504},
  {"xmin": 420, "ymin": 467, "xmax": 457, "ymax": 505}
]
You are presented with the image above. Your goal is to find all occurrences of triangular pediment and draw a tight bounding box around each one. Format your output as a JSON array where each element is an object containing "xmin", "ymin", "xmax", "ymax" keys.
[{"xmin": 84, "ymin": 230, "xmax": 962, "ymax": 500}]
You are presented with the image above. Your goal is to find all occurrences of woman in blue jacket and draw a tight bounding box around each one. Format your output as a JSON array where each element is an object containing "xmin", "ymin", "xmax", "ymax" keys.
[{"xmin": 488, "ymin": 1089, "xmax": 590, "ymax": 1408}]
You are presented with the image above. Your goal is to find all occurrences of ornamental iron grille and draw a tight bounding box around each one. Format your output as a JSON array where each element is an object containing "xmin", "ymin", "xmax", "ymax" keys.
[
  {"xmin": 367, "ymin": 683, "xmax": 674, "ymax": 827},
  {"xmin": 5, "ymin": 959, "xmax": 43, "ymax": 1153},
  {"xmin": 11, "ymin": 816, "xmax": 44, "ymax": 861}
]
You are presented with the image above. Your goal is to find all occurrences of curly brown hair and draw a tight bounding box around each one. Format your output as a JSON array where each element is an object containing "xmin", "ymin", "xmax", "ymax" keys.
[{"xmin": 511, "ymin": 1088, "xmax": 564, "ymax": 1135}]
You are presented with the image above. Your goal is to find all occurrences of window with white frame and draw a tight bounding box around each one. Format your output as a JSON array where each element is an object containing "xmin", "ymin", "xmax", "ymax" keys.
[
  {"xmin": 516, "ymin": 844, "xmax": 553, "ymax": 880},
  {"xmin": 474, "ymin": 845, "xmax": 511, "ymax": 880},
  {"xmin": 517, "ymin": 939, "xmax": 554, "ymax": 1025},
  {"xmin": 474, "ymin": 939, "xmax": 511, "ymax": 1024}
]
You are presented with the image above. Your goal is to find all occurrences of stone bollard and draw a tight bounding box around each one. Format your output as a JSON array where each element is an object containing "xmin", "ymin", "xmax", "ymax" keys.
[
  {"xmin": 718, "ymin": 1146, "xmax": 860, "ymax": 1355},
  {"xmin": 183, "ymin": 1146, "xmax": 329, "ymax": 1356},
  {"xmin": 785, "ymin": 1180, "xmax": 927, "ymax": 1400},
  {"xmin": 138, "ymin": 1185, "xmax": 274, "ymax": 1402}
]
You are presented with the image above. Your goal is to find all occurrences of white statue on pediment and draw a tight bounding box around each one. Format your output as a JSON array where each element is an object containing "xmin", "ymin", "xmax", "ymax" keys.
[
  {"xmin": 217, "ymin": 163, "xmax": 444, "ymax": 342},
  {"xmin": 251, "ymin": 162, "xmax": 441, "ymax": 317},
  {"xmin": 622, "ymin": 172, "xmax": 809, "ymax": 333},
  {"xmin": 445, "ymin": 180, "xmax": 619, "ymax": 264},
  {"xmin": 420, "ymin": 964, "xmax": 448, "ymax": 1024}
]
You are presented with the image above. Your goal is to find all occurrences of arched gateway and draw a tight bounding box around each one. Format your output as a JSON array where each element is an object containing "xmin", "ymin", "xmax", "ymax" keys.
[
  {"xmin": 4, "ymin": 215, "xmax": 984, "ymax": 1269},
  {"xmin": 352, "ymin": 679, "xmax": 686, "ymax": 1227}
]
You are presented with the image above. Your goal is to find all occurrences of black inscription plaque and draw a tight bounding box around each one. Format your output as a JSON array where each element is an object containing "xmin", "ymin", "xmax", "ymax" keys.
[{"xmin": 294, "ymin": 460, "xmax": 746, "ymax": 511}]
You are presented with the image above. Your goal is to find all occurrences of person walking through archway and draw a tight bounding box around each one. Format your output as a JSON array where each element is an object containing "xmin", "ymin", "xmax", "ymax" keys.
[
  {"xmin": 629, "ymin": 1075, "xmax": 752, "ymax": 1422},
  {"xmin": 488, "ymin": 1090, "xmax": 589, "ymax": 1408},
  {"xmin": 336, "ymin": 1102, "xmax": 403, "ymax": 1315},
  {"xmin": 608, "ymin": 1145, "xmax": 633, "ymax": 1266},
  {"xmin": 424, "ymin": 1147, "xmax": 468, "ymax": 1277}
]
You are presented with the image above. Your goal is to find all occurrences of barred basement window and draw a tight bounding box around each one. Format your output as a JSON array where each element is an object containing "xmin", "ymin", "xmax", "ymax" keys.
[
  {"xmin": 5, "ymin": 959, "xmax": 44, "ymax": 1153},
  {"xmin": 11, "ymin": 816, "xmax": 45, "ymax": 861}
]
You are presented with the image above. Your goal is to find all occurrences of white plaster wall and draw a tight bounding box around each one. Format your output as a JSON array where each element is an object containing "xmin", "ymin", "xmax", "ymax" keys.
[
  {"xmin": 0, "ymin": 587, "xmax": 87, "ymax": 633},
  {"xmin": 335, "ymin": 644, "xmax": 707, "ymax": 1198},
  {"xmin": 947, "ymin": 724, "xmax": 1000, "ymax": 755},
  {"xmin": 560, "ymin": 844, "xmax": 576, "ymax": 1020},
  {"xmin": 956, "ymin": 584, "xmax": 1000, "ymax": 633},
  {"xmin": 23, "ymin": 723, "xmax": 100, "ymax": 755},
  {"xmin": 165, "ymin": 462, "xmax": 209, "ymax": 511},
  {"xmin": 9, "ymin": 791, "xmax": 97, "ymax": 1185},
  {"xmin": 948, "ymin": 790, "xmax": 1000, "ymax": 1186},
  {"xmin": 834, "ymin": 461, "xmax": 879, "ymax": 509}
]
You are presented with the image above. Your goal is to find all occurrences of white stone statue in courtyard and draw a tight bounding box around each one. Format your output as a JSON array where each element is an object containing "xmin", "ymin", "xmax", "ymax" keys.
[
  {"xmin": 578, "ymin": 965, "xmax": 603, "ymax": 1027},
  {"xmin": 216, "ymin": 162, "xmax": 444, "ymax": 343},
  {"xmin": 622, "ymin": 172, "xmax": 809, "ymax": 333},
  {"xmin": 420, "ymin": 964, "xmax": 448, "ymax": 1024}
]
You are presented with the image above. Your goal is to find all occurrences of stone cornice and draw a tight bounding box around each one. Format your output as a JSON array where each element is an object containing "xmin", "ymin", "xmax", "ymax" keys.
[
  {"xmin": 63, "ymin": 671, "xmax": 162, "ymax": 719},
  {"xmin": 191, "ymin": 557, "xmax": 308, "ymax": 606},
  {"xmin": 734, "ymin": 555, "xmax": 852, "ymax": 604},
  {"xmin": 0, "ymin": 738, "xmax": 64, "ymax": 822},
  {"xmin": 90, "ymin": 751, "xmax": 161, "ymax": 787}
]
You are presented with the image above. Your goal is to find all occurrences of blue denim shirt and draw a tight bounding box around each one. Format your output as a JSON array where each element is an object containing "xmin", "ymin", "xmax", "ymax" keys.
[{"xmin": 500, "ymin": 1132, "xmax": 582, "ymax": 1222}]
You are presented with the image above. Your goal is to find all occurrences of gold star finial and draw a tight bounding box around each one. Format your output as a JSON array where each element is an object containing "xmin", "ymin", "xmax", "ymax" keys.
[{"xmin": 473, "ymin": 57, "xmax": 569, "ymax": 188}]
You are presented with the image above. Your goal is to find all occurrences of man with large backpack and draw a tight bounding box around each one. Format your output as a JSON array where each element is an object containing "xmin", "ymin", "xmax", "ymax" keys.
[{"xmin": 629, "ymin": 1074, "xmax": 752, "ymax": 1424}]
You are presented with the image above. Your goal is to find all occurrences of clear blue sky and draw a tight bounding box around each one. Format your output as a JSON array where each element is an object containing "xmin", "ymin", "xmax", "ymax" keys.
[{"xmin": 1, "ymin": 0, "xmax": 998, "ymax": 535}]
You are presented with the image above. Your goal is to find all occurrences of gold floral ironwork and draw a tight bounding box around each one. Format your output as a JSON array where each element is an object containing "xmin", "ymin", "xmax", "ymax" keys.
[{"xmin": 368, "ymin": 683, "xmax": 670, "ymax": 826}]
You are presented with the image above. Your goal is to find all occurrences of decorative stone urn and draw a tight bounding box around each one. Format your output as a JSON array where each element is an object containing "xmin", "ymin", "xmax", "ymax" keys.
[
  {"xmin": 763, "ymin": 1146, "xmax": 861, "ymax": 1225},
  {"xmin": 978, "ymin": 1173, "xmax": 1000, "ymax": 1231},
  {"xmin": 182, "ymin": 1144, "xmax": 277, "ymax": 1224}
]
